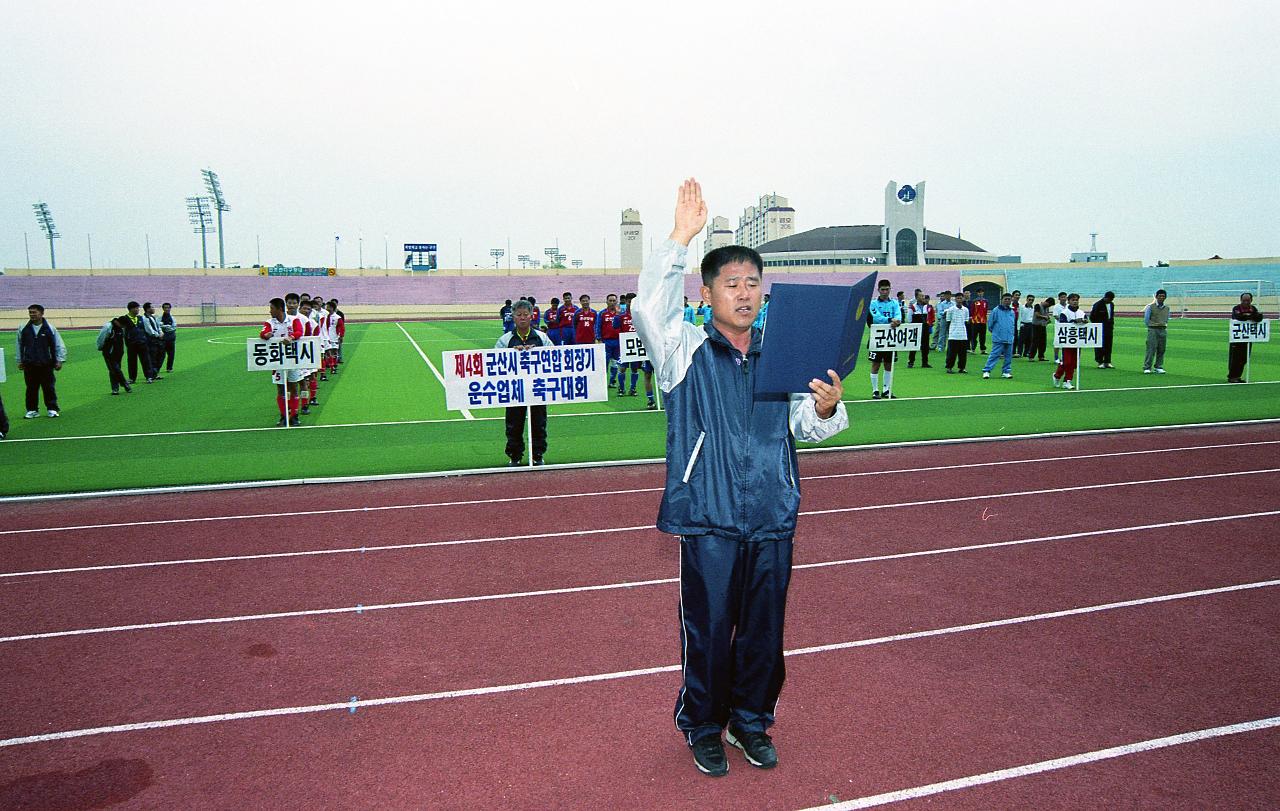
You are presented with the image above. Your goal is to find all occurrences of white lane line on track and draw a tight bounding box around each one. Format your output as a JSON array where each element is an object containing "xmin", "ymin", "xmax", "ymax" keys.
[
  {"xmin": 798, "ymin": 715, "xmax": 1280, "ymax": 810},
  {"xmin": 4, "ymin": 509, "xmax": 1276, "ymax": 642},
  {"xmin": 396, "ymin": 322, "xmax": 474, "ymax": 420},
  {"xmin": 2, "ymin": 578, "xmax": 1275, "ymax": 748},
  {"xmin": 5, "ymin": 469, "xmax": 1278, "ymax": 581},
  {"xmin": 6, "ymin": 439, "xmax": 1278, "ymax": 538}
]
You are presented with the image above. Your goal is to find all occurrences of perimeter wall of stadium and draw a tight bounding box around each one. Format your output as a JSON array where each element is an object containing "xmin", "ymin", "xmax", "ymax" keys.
[{"xmin": 1, "ymin": 256, "xmax": 1277, "ymax": 329}]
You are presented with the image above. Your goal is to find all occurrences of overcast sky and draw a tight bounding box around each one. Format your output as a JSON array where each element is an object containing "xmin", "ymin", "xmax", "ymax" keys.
[{"xmin": 3, "ymin": 0, "xmax": 1278, "ymax": 270}]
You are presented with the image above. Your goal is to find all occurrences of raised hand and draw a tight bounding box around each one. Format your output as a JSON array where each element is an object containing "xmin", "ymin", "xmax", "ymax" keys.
[{"xmin": 669, "ymin": 178, "xmax": 708, "ymax": 246}]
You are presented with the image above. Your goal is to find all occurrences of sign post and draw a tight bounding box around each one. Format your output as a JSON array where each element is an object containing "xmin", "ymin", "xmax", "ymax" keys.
[
  {"xmin": 1052, "ymin": 323, "xmax": 1103, "ymax": 390},
  {"xmin": 246, "ymin": 337, "xmax": 322, "ymax": 427},
  {"xmin": 868, "ymin": 323, "xmax": 922, "ymax": 397},
  {"xmin": 619, "ymin": 331, "xmax": 661, "ymax": 410},
  {"xmin": 441, "ymin": 344, "xmax": 609, "ymax": 464},
  {"xmin": 1229, "ymin": 319, "xmax": 1270, "ymax": 383}
]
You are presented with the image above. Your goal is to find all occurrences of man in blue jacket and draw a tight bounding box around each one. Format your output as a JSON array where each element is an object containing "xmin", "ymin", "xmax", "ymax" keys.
[
  {"xmin": 634, "ymin": 179, "xmax": 849, "ymax": 777},
  {"xmin": 17, "ymin": 304, "xmax": 67, "ymax": 418},
  {"xmin": 981, "ymin": 292, "xmax": 1018, "ymax": 379}
]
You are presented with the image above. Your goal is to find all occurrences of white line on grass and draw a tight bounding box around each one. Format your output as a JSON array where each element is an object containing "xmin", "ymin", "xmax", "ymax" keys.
[
  {"xmin": 396, "ymin": 322, "xmax": 474, "ymax": 420},
  {"xmin": 798, "ymin": 715, "xmax": 1280, "ymax": 810},
  {"xmin": 838, "ymin": 379, "xmax": 1280, "ymax": 405},
  {"xmin": 1, "ymin": 578, "xmax": 1275, "ymax": 748},
  {"xmin": 5, "ymin": 439, "xmax": 1278, "ymax": 537},
  {"xmin": 4, "ymin": 509, "xmax": 1276, "ymax": 639}
]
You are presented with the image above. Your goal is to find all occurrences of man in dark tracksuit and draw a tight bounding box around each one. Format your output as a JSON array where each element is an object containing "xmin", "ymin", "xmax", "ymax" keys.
[
  {"xmin": 634, "ymin": 179, "xmax": 849, "ymax": 777},
  {"xmin": 16, "ymin": 304, "xmax": 67, "ymax": 417},
  {"xmin": 1089, "ymin": 291, "xmax": 1116, "ymax": 368},
  {"xmin": 123, "ymin": 301, "xmax": 157, "ymax": 384},
  {"xmin": 495, "ymin": 300, "xmax": 552, "ymax": 465}
]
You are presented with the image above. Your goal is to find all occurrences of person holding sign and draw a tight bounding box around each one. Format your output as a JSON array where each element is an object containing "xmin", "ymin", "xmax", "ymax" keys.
[
  {"xmin": 1228, "ymin": 292, "xmax": 1265, "ymax": 383},
  {"xmin": 495, "ymin": 300, "xmax": 553, "ymax": 464},
  {"xmin": 981, "ymin": 293, "xmax": 1017, "ymax": 379},
  {"xmin": 1052, "ymin": 293, "xmax": 1088, "ymax": 390},
  {"xmin": 615, "ymin": 293, "xmax": 657, "ymax": 408},
  {"xmin": 867, "ymin": 278, "xmax": 901, "ymax": 399},
  {"xmin": 260, "ymin": 297, "xmax": 304, "ymax": 426},
  {"xmin": 634, "ymin": 179, "xmax": 849, "ymax": 777}
]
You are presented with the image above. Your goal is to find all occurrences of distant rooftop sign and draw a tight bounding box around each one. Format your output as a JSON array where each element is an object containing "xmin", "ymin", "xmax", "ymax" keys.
[{"xmin": 404, "ymin": 243, "xmax": 437, "ymax": 252}]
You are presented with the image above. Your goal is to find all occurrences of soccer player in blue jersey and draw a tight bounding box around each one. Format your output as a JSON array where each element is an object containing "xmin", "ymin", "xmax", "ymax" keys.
[
  {"xmin": 684, "ymin": 296, "xmax": 696, "ymax": 323},
  {"xmin": 752, "ymin": 293, "xmax": 770, "ymax": 330},
  {"xmin": 867, "ymin": 279, "xmax": 902, "ymax": 399}
]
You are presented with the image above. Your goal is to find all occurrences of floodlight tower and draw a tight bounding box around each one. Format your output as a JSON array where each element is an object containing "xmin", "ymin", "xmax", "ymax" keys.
[
  {"xmin": 490, "ymin": 248, "xmax": 504, "ymax": 268},
  {"xmin": 544, "ymin": 247, "xmax": 556, "ymax": 267},
  {"xmin": 201, "ymin": 169, "xmax": 230, "ymax": 268},
  {"xmin": 186, "ymin": 196, "xmax": 215, "ymax": 268},
  {"xmin": 571, "ymin": 259, "xmax": 583, "ymax": 268},
  {"xmin": 33, "ymin": 202, "xmax": 60, "ymax": 268},
  {"xmin": 518, "ymin": 254, "xmax": 531, "ymax": 269}
]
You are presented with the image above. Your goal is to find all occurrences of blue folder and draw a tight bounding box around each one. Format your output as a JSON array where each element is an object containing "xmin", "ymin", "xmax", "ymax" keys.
[{"xmin": 753, "ymin": 273, "xmax": 879, "ymax": 394}]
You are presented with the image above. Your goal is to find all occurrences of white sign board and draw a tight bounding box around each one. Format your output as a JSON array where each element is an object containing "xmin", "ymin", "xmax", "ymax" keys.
[
  {"xmin": 1229, "ymin": 319, "xmax": 1270, "ymax": 343},
  {"xmin": 1053, "ymin": 323, "xmax": 1103, "ymax": 349},
  {"xmin": 619, "ymin": 331, "xmax": 649, "ymax": 363},
  {"xmin": 442, "ymin": 344, "xmax": 608, "ymax": 411},
  {"xmin": 246, "ymin": 337, "xmax": 322, "ymax": 371},
  {"xmin": 868, "ymin": 323, "xmax": 922, "ymax": 352}
]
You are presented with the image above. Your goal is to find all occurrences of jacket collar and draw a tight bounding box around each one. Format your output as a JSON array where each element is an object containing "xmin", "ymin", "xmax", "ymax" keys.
[{"xmin": 704, "ymin": 320, "xmax": 761, "ymax": 358}]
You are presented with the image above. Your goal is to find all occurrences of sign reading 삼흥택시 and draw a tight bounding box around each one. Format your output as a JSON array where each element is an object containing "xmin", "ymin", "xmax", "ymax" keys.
[
  {"xmin": 442, "ymin": 344, "xmax": 608, "ymax": 410},
  {"xmin": 1053, "ymin": 323, "xmax": 1103, "ymax": 349},
  {"xmin": 1229, "ymin": 320, "xmax": 1270, "ymax": 343},
  {"xmin": 868, "ymin": 323, "xmax": 922, "ymax": 352}
]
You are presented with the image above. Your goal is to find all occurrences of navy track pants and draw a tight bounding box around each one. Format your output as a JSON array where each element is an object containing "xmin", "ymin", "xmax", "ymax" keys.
[{"xmin": 674, "ymin": 535, "xmax": 792, "ymax": 744}]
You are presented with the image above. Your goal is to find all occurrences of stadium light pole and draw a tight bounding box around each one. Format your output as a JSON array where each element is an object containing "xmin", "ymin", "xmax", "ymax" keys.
[
  {"xmin": 544, "ymin": 247, "xmax": 556, "ymax": 268},
  {"xmin": 202, "ymin": 169, "xmax": 229, "ymax": 268},
  {"xmin": 571, "ymin": 259, "xmax": 583, "ymax": 268},
  {"xmin": 334, "ymin": 235, "xmax": 340, "ymax": 269},
  {"xmin": 186, "ymin": 196, "xmax": 214, "ymax": 268},
  {"xmin": 33, "ymin": 202, "xmax": 60, "ymax": 269},
  {"xmin": 383, "ymin": 234, "xmax": 388, "ymax": 269},
  {"xmin": 87, "ymin": 234, "xmax": 94, "ymax": 270},
  {"xmin": 145, "ymin": 233, "xmax": 151, "ymax": 270},
  {"xmin": 358, "ymin": 232, "xmax": 364, "ymax": 268},
  {"xmin": 490, "ymin": 248, "xmax": 504, "ymax": 268},
  {"xmin": 24, "ymin": 232, "xmax": 31, "ymax": 269}
]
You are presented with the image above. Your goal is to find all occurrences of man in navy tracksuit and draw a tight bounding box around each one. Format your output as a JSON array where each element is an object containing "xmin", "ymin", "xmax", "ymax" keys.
[{"xmin": 634, "ymin": 179, "xmax": 849, "ymax": 777}]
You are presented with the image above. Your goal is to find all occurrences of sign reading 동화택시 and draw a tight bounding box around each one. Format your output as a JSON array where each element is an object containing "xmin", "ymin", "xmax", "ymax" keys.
[
  {"xmin": 245, "ymin": 337, "xmax": 322, "ymax": 371},
  {"xmin": 442, "ymin": 344, "xmax": 608, "ymax": 410}
]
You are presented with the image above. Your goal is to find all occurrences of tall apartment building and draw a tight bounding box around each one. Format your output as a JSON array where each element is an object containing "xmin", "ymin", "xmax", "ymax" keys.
[
  {"xmin": 620, "ymin": 208, "xmax": 643, "ymax": 269},
  {"xmin": 703, "ymin": 216, "xmax": 734, "ymax": 255},
  {"xmin": 735, "ymin": 193, "xmax": 795, "ymax": 249}
]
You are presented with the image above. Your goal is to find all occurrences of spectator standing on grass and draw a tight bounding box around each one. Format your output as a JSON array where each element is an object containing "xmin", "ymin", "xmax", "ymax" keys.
[
  {"xmin": 142, "ymin": 303, "xmax": 166, "ymax": 379},
  {"xmin": 495, "ymin": 300, "xmax": 551, "ymax": 465},
  {"xmin": 1228, "ymin": 292, "xmax": 1264, "ymax": 383},
  {"xmin": 969, "ymin": 293, "xmax": 989, "ymax": 354},
  {"xmin": 16, "ymin": 304, "xmax": 65, "ymax": 418},
  {"xmin": 0, "ymin": 388, "xmax": 8, "ymax": 439},
  {"xmin": 1090, "ymin": 291, "xmax": 1117, "ymax": 368},
  {"xmin": 907, "ymin": 289, "xmax": 933, "ymax": 368},
  {"xmin": 500, "ymin": 299, "xmax": 515, "ymax": 334},
  {"xmin": 633, "ymin": 179, "xmax": 848, "ymax": 777},
  {"xmin": 1142, "ymin": 289, "xmax": 1170, "ymax": 374},
  {"xmin": 1009, "ymin": 290, "xmax": 1022, "ymax": 356},
  {"xmin": 1018, "ymin": 294, "xmax": 1036, "ymax": 359},
  {"xmin": 1050, "ymin": 291, "xmax": 1068, "ymax": 362},
  {"xmin": 981, "ymin": 293, "xmax": 1017, "ymax": 379},
  {"xmin": 96, "ymin": 316, "xmax": 131, "ymax": 395},
  {"xmin": 160, "ymin": 303, "xmax": 178, "ymax": 373},
  {"xmin": 1032, "ymin": 294, "xmax": 1053, "ymax": 361},
  {"xmin": 684, "ymin": 296, "xmax": 697, "ymax": 324},
  {"xmin": 123, "ymin": 301, "xmax": 157, "ymax": 384},
  {"xmin": 1053, "ymin": 293, "xmax": 1087, "ymax": 390},
  {"xmin": 933, "ymin": 291, "xmax": 953, "ymax": 352},
  {"xmin": 945, "ymin": 292, "xmax": 970, "ymax": 374},
  {"xmin": 698, "ymin": 299, "xmax": 711, "ymax": 324},
  {"xmin": 558, "ymin": 291, "xmax": 578, "ymax": 345}
]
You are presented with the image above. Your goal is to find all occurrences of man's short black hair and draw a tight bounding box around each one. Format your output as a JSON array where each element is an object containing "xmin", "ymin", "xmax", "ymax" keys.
[
  {"xmin": 1104, "ymin": 291, "xmax": 1115, "ymax": 300},
  {"xmin": 700, "ymin": 245, "xmax": 763, "ymax": 287},
  {"xmin": 127, "ymin": 300, "xmax": 140, "ymax": 310},
  {"xmin": 504, "ymin": 299, "xmax": 512, "ymax": 305},
  {"xmin": 285, "ymin": 293, "xmax": 300, "ymax": 302},
  {"xmin": 269, "ymin": 297, "xmax": 286, "ymax": 310},
  {"xmin": 28, "ymin": 304, "xmax": 44, "ymax": 313},
  {"xmin": 162, "ymin": 302, "xmax": 171, "ymax": 308},
  {"xmin": 142, "ymin": 301, "xmax": 153, "ymax": 310},
  {"xmin": 1156, "ymin": 289, "xmax": 1167, "ymax": 296},
  {"xmin": 878, "ymin": 279, "xmax": 892, "ymax": 288}
]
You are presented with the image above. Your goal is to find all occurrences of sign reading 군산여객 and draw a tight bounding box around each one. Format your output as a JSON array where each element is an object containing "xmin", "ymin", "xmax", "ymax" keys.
[
  {"xmin": 619, "ymin": 331, "xmax": 649, "ymax": 363},
  {"xmin": 1053, "ymin": 323, "xmax": 1103, "ymax": 349},
  {"xmin": 441, "ymin": 344, "xmax": 608, "ymax": 410},
  {"xmin": 1229, "ymin": 320, "xmax": 1270, "ymax": 343},
  {"xmin": 868, "ymin": 323, "xmax": 922, "ymax": 352},
  {"xmin": 246, "ymin": 337, "xmax": 321, "ymax": 371}
]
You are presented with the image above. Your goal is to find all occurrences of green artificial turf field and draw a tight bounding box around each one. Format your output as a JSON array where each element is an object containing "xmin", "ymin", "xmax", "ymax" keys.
[{"xmin": 1, "ymin": 316, "xmax": 1276, "ymax": 497}]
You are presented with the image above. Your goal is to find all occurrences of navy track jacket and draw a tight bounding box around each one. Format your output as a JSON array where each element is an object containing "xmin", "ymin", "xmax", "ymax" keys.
[{"xmin": 633, "ymin": 240, "xmax": 850, "ymax": 541}]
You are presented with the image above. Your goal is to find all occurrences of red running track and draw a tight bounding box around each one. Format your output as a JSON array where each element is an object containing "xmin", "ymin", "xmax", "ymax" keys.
[{"xmin": 1, "ymin": 423, "xmax": 1278, "ymax": 809}]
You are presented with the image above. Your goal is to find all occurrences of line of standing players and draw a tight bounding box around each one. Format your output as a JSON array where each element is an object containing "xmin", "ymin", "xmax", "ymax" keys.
[{"xmin": 259, "ymin": 293, "xmax": 345, "ymax": 426}]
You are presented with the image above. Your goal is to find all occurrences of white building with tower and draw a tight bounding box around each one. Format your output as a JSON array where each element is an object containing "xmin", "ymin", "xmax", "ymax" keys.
[
  {"xmin": 704, "ymin": 216, "xmax": 734, "ymax": 255},
  {"xmin": 620, "ymin": 208, "xmax": 643, "ymax": 269},
  {"xmin": 735, "ymin": 194, "xmax": 795, "ymax": 249},
  {"xmin": 754, "ymin": 180, "xmax": 996, "ymax": 267},
  {"xmin": 1070, "ymin": 233, "xmax": 1108, "ymax": 263}
]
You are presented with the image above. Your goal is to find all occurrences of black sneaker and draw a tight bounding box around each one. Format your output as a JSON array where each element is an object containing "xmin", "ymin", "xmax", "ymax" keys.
[
  {"xmin": 289, "ymin": 416, "xmax": 301, "ymax": 426},
  {"xmin": 727, "ymin": 727, "xmax": 777, "ymax": 769},
  {"xmin": 882, "ymin": 390, "xmax": 896, "ymax": 399},
  {"xmin": 507, "ymin": 458, "xmax": 521, "ymax": 467},
  {"xmin": 690, "ymin": 735, "xmax": 728, "ymax": 776},
  {"xmin": 276, "ymin": 417, "xmax": 287, "ymax": 427},
  {"xmin": 646, "ymin": 401, "xmax": 657, "ymax": 410},
  {"xmin": 871, "ymin": 391, "xmax": 881, "ymax": 399},
  {"xmin": 533, "ymin": 457, "xmax": 544, "ymax": 466}
]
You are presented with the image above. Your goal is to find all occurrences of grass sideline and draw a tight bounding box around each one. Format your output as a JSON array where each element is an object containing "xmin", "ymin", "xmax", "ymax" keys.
[{"xmin": 1, "ymin": 316, "xmax": 1277, "ymax": 497}]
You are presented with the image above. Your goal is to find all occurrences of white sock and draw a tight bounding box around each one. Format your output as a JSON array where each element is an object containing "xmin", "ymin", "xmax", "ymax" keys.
[
  {"xmin": 870, "ymin": 372, "xmax": 879, "ymax": 392},
  {"xmin": 884, "ymin": 371, "xmax": 894, "ymax": 391}
]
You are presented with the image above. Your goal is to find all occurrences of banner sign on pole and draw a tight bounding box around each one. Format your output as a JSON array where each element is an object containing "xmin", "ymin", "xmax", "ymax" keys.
[
  {"xmin": 246, "ymin": 337, "xmax": 322, "ymax": 371},
  {"xmin": 868, "ymin": 323, "xmax": 922, "ymax": 352},
  {"xmin": 1229, "ymin": 320, "xmax": 1270, "ymax": 343},
  {"xmin": 441, "ymin": 344, "xmax": 608, "ymax": 410},
  {"xmin": 1053, "ymin": 323, "xmax": 1104, "ymax": 349},
  {"xmin": 619, "ymin": 331, "xmax": 649, "ymax": 363}
]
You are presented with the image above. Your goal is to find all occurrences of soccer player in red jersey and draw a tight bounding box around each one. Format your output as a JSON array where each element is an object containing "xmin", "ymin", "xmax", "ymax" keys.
[
  {"xmin": 261, "ymin": 297, "xmax": 304, "ymax": 426},
  {"xmin": 573, "ymin": 294, "xmax": 598, "ymax": 346}
]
